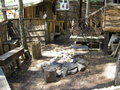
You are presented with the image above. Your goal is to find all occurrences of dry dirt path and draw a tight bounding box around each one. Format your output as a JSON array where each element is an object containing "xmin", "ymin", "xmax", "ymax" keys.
[{"xmin": 8, "ymin": 35, "xmax": 116, "ymax": 90}]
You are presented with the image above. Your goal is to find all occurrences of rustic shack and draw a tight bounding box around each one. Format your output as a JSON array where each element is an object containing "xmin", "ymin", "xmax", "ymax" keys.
[
  {"xmin": 0, "ymin": 0, "xmax": 65, "ymax": 49},
  {"xmin": 103, "ymin": 0, "xmax": 120, "ymax": 32}
]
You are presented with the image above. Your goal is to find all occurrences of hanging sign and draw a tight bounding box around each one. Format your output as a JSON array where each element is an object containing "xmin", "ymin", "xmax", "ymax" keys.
[{"xmin": 56, "ymin": 0, "xmax": 70, "ymax": 11}]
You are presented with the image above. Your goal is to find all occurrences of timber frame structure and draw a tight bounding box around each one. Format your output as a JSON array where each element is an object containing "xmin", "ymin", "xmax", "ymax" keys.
[{"xmin": 103, "ymin": 0, "xmax": 120, "ymax": 32}]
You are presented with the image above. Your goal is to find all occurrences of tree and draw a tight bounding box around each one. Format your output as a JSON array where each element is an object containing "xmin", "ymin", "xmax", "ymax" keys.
[
  {"xmin": 86, "ymin": 0, "xmax": 90, "ymax": 17},
  {"xmin": 1, "ymin": 0, "xmax": 7, "ymax": 20},
  {"xmin": 18, "ymin": 0, "xmax": 31, "ymax": 59},
  {"xmin": 18, "ymin": 0, "xmax": 27, "ymax": 49}
]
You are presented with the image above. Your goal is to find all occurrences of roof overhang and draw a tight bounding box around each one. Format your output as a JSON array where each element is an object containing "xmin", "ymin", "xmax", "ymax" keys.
[{"xmin": 5, "ymin": 0, "xmax": 44, "ymax": 7}]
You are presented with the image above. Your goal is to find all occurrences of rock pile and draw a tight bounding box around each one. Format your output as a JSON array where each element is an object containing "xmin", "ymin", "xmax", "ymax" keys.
[{"xmin": 42, "ymin": 51, "xmax": 89, "ymax": 79}]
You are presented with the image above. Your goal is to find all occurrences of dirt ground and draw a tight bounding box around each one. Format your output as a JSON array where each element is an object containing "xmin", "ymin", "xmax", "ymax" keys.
[{"xmin": 7, "ymin": 34, "xmax": 117, "ymax": 90}]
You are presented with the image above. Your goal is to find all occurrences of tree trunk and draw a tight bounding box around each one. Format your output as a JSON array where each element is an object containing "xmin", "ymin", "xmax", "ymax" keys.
[
  {"xmin": 86, "ymin": 0, "xmax": 90, "ymax": 18},
  {"xmin": 18, "ymin": 0, "xmax": 31, "ymax": 59},
  {"xmin": 31, "ymin": 42, "xmax": 42, "ymax": 59},
  {"xmin": 1, "ymin": 0, "xmax": 7, "ymax": 20},
  {"xmin": 43, "ymin": 67, "xmax": 57, "ymax": 83},
  {"xmin": 103, "ymin": 32, "xmax": 109, "ymax": 55},
  {"xmin": 18, "ymin": 0, "xmax": 27, "ymax": 49}
]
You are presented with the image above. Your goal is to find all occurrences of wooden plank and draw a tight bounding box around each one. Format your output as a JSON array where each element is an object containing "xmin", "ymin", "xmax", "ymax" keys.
[
  {"xmin": 0, "ymin": 67, "xmax": 11, "ymax": 90},
  {"xmin": 105, "ymin": 25, "xmax": 120, "ymax": 27},
  {"xmin": 26, "ymin": 36, "xmax": 45, "ymax": 38},
  {"xmin": 104, "ymin": 27, "xmax": 120, "ymax": 32},
  {"xmin": 0, "ymin": 47, "xmax": 24, "ymax": 66},
  {"xmin": 27, "ymin": 30, "xmax": 45, "ymax": 32},
  {"xmin": 105, "ymin": 16, "xmax": 120, "ymax": 21},
  {"xmin": 105, "ymin": 20, "xmax": 120, "ymax": 25},
  {"xmin": 26, "ymin": 37, "xmax": 45, "ymax": 42}
]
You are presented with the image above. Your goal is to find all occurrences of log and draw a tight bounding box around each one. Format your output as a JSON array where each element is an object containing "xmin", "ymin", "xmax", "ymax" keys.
[
  {"xmin": 43, "ymin": 67, "xmax": 57, "ymax": 83},
  {"xmin": 31, "ymin": 42, "xmax": 42, "ymax": 59}
]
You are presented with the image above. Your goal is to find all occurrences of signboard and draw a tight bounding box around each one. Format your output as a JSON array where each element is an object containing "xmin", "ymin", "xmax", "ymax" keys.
[{"xmin": 56, "ymin": 0, "xmax": 70, "ymax": 11}]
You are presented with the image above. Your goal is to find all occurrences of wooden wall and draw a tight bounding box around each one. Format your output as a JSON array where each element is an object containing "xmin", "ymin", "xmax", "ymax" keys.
[
  {"xmin": 11, "ymin": 18, "xmax": 47, "ymax": 44},
  {"xmin": 103, "ymin": 5, "xmax": 120, "ymax": 32},
  {"xmin": 0, "ymin": 21, "xmax": 7, "ymax": 55}
]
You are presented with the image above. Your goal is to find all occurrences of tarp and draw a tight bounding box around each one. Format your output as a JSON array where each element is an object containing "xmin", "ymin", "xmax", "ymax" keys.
[{"xmin": 5, "ymin": 0, "xmax": 43, "ymax": 7}]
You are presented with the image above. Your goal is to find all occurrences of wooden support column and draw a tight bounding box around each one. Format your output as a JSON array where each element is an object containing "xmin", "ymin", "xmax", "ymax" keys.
[
  {"xmin": 79, "ymin": 0, "xmax": 82, "ymax": 24},
  {"xmin": 86, "ymin": 0, "xmax": 90, "ymax": 18},
  {"xmin": 46, "ymin": 4, "xmax": 52, "ymax": 43},
  {"xmin": 103, "ymin": 32, "xmax": 109, "ymax": 55},
  {"xmin": 115, "ymin": 54, "xmax": 120, "ymax": 85}
]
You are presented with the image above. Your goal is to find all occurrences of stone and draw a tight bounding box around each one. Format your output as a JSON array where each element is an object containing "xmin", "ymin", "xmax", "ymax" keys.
[
  {"xmin": 72, "ymin": 57, "xmax": 81, "ymax": 63},
  {"xmin": 76, "ymin": 58, "xmax": 89, "ymax": 66},
  {"xmin": 61, "ymin": 67, "xmax": 68, "ymax": 77},
  {"xmin": 67, "ymin": 67, "xmax": 78, "ymax": 74},
  {"xmin": 62, "ymin": 62, "xmax": 78, "ymax": 70},
  {"xmin": 76, "ymin": 63, "xmax": 86, "ymax": 71},
  {"xmin": 56, "ymin": 69, "xmax": 62, "ymax": 76}
]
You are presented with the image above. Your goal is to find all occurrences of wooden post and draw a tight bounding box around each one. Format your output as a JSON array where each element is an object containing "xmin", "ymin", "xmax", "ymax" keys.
[
  {"xmin": 103, "ymin": 32, "xmax": 109, "ymax": 55},
  {"xmin": 115, "ymin": 54, "xmax": 120, "ymax": 85},
  {"xmin": 79, "ymin": 0, "xmax": 82, "ymax": 25},
  {"xmin": 46, "ymin": 5, "xmax": 51, "ymax": 43},
  {"xmin": 31, "ymin": 42, "xmax": 42, "ymax": 59},
  {"xmin": 1, "ymin": 0, "xmax": 7, "ymax": 20},
  {"xmin": 86, "ymin": 0, "xmax": 90, "ymax": 18}
]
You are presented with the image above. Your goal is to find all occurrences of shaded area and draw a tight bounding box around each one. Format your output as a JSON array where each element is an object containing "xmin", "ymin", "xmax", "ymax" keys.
[{"xmin": 7, "ymin": 42, "xmax": 116, "ymax": 90}]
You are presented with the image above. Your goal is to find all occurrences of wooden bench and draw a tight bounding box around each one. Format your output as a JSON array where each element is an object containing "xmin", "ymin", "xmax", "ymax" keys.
[
  {"xmin": 0, "ymin": 67, "xmax": 11, "ymax": 90},
  {"xmin": 0, "ymin": 47, "xmax": 24, "ymax": 75}
]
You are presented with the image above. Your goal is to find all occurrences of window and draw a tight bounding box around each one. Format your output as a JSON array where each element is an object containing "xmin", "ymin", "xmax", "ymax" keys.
[{"xmin": 113, "ymin": 0, "xmax": 120, "ymax": 3}]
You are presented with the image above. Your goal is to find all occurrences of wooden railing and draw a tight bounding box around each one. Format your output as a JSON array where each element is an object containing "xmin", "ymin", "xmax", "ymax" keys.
[{"xmin": 80, "ymin": 6, "xmax": 105, "ymax": 35}]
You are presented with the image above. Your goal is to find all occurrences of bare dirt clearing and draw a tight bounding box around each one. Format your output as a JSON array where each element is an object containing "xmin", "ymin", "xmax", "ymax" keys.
[{"xmin": 8, "ymin": 35, "xmax": 116, "ymax": 90}]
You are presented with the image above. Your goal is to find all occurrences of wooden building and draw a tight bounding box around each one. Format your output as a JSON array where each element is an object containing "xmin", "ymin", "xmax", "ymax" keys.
[
  {"xmin": 103, "ymin": 0, "xmax": 120, "ymax": 32},
  {"xmin": 0, "ymin": 0, "xmax": 65, "ymax": 44}
]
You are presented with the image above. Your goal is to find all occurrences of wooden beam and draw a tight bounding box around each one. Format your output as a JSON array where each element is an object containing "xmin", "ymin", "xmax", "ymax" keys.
[
  {"xmin": 86, "ymin": 0, "xmax": 90, "ymax": 18},
  {"xmin": 0, "ymin": 6, "xmax": 18, "ymax": 10}
]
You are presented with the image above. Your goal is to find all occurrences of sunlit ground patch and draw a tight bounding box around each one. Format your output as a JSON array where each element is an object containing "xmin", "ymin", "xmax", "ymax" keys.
[{"xmin": 102, "ymin": 63, "xmax": 116, "ymax": 79}]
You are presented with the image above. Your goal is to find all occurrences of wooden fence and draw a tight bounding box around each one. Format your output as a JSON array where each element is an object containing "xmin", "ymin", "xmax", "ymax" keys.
[
  {"xmin": 0, "ymin": 18, "xmax": 64, "ymax": 55},
  {"xmin": 10, "ymin": 18, "xmax": 47, "ymax": 44}
]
